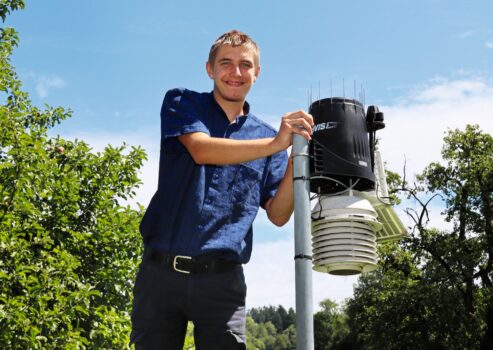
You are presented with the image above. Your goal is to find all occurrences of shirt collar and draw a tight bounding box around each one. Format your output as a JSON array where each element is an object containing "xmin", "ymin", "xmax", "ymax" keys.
[{"xmin": 209, "ymin": 91, "xmax": 250, "ymax": 122}]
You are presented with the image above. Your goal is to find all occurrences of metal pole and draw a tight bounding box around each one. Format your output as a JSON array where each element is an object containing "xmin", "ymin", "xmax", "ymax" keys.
[{"xmin": 292, "ymin": 134, "xmax": 314, "ymax": 350}]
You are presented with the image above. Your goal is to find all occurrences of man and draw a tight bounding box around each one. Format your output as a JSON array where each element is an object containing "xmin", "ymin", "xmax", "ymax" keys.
[{"xmin": 131, "ymin": 30, "xmax": 313, "ymax": 349}]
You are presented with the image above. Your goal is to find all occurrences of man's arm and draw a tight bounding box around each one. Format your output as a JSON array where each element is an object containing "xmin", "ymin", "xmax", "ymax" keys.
[
  {"xmin": 264, "ymin": 158, "xmax": 294, "ymax": 226},
  {"xmin": 178, "ymin": 133, "xmax": 278, "ymax": 165},
  {"xmin": 178, "ymin": 110, "xmax": 313, "ymax": 165}
]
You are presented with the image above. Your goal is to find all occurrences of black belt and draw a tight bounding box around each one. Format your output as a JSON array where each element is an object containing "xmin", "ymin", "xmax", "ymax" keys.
[{"xmin": 144, "ymin": 250, "xmax": 240, "ymax": 274}]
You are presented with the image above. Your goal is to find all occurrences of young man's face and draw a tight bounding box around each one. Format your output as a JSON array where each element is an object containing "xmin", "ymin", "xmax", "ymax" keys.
[{"xmin": 206, "ymin": 44, "xmax": 260, "ymax": 105}]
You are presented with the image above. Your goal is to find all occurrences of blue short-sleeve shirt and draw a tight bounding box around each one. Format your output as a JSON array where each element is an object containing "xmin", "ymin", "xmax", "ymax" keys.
[{"xmin": 140, "ymin": 88, "xmax": 288, "ymax": 264}]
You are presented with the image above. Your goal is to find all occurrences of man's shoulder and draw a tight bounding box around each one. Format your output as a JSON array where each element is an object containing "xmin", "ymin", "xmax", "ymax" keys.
[{"xmin": 164, "ymin": 88, "xmax": 211, "ymax": 104}]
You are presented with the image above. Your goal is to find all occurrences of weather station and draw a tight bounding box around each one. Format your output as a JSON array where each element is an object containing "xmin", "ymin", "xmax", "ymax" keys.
[{"xmin": 291, "ymin": 92, "xmax": 407, "ymax": 350}]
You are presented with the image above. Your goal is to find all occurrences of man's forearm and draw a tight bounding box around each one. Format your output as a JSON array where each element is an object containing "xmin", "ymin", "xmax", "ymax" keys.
[
  {"xmin": 178, "ymin": 132, "xmax": 283, "ymax": 165},
  {"xmin": 265, "ymin": 159, "xmax": 294, "ymax": 226}
]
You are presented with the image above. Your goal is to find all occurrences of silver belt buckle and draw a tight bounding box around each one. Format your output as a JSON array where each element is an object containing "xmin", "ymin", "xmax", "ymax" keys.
[{"xmin": 173, "ymin": 255, "xmax": 192, "ymax": 274}]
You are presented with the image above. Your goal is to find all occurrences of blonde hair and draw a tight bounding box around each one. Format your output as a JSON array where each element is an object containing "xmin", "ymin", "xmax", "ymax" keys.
[{"xmin": 208, "ymin": 30, "xmax": 260, "ymax": 67}]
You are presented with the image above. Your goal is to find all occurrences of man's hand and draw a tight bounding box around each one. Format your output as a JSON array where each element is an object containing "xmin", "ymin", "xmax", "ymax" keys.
[{"xmin": 272, "ymin": 110, "xmax": 314, "ymax": 152}]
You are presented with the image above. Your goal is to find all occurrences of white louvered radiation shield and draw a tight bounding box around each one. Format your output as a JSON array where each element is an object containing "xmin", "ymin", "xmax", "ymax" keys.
[{"xmin": 311, "ymin": 195, "xmax": 382, "ymax": 276}]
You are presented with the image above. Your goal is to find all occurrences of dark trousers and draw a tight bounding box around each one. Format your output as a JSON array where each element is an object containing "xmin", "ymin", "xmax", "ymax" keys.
[{"xmin": 130, "ymin": 256, "xmax": 247, "ymax": 349}]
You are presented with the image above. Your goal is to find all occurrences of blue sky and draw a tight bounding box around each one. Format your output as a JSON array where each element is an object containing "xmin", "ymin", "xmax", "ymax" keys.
[
  {"xmin": 8, "ymin": 0, "xmax": 493, "ymax": 132},
  {"xmin": 6, "ymin": 1, "xmax": 493, "ymax": 308}
]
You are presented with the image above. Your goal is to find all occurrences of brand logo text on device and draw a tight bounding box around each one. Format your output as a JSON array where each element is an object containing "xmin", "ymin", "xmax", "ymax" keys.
[{"xmin": 313, "ymin": 122, "xmax": 340, "ymax": 133}]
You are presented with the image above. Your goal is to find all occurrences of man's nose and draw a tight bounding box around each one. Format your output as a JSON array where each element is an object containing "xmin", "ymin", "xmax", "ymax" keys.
[{"xmin": 231, "ymin": 65, "xmax": 242, "ymax": 76}]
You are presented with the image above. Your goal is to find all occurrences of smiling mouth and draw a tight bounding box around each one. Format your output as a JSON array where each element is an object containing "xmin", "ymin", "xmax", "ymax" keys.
[{"xmin": 225, "ymin": 81, "xmax": 244, "ymax": 87}]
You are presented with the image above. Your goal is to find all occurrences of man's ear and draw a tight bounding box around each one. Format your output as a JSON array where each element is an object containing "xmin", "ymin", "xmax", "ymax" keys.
[
  {"xmin": 254, "ymin": 65, "xmax": 261, "ymax": 83},
  {"xmin": 206, "ymin": 61, "xmax": 214, "ymax": 79}
]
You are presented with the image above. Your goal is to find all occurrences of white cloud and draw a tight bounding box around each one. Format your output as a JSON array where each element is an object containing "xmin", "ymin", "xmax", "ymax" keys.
[
  {"xmin": 411, "ymin": 78, "xmax": 488, "ymax": 102},
  {"xmin": 486, "ymin": 41, "xmax": 493, "ymax": 49},
  {"xmin": 379, "ymin": 77, "xmax": 493, "ymax": 176},
  {"xmin": 26, "ymin": 73, "xmax": 67, "ymax": 98}
]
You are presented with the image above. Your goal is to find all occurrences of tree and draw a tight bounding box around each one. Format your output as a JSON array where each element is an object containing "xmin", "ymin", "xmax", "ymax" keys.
[
  {"xmin": 346, "ymin": 244, "xmax": 473, "ymax": 350},
  {"xmin": 248, "ymin": 305, "xmax": 296, "ymax": 333},
  {"xmin": 420, "ymin": 125, "xmax": 493, "ymax": 349},
  {"xmin": 346, "ymin": 125, "xmax": 493, "ymax": 349},
  {"xmin": 246, "ymin": 314, "xmax": 296, "ymax": 350},
  {"xmin": 0, "ymin": 2, "xmax": 147, "ymax": 348},
  {"xmin": 314, "ymin": 299, "xmax": 354, "ymax": 350}
]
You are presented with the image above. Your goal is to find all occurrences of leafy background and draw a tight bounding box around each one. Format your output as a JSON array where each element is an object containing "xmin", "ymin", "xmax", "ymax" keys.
[{"xmin": 1, "ymin": 1, "xmax": 493, "ymax": 349}]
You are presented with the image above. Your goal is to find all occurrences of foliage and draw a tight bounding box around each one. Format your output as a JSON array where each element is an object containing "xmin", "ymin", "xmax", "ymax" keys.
[
  {"xmin": 0, "ymin": 0, "xmax": 24, "ymax": 22},
  {"xmin": 314, "ymin": 299, "xmax": 353, "ymax": 350},
  {"xmin": 247, "ymin": 301, "xmax": 353, "ymax": 350},
  {"xmin": 248, "ymin": 305, "xmax": 295, "ymax": 333},
  {"xmin": 384, "ymin": 168, "xmax": 404, "ymax": 205},
  {"xmin": 246, "ymin": 315, "xmax": 296, "ymax": 350},
  {"xmin": 347, "ymin": 242, "xmax": 482, "ymax": 350},
  {"xmin": 183, "ymin": 322, "xmax": 195, "ymax": 349},
  {"xmin": 346, "ymin": 125, "xmax": 493, "ymax": 350},
  {"xmin": 0, "ymin": 1, "xmax": 146, "ymax": 348},
  {"xmin": 246, "ymin": 305, "xmax": 296, "ymax": 349}
]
